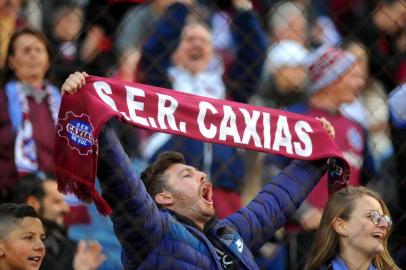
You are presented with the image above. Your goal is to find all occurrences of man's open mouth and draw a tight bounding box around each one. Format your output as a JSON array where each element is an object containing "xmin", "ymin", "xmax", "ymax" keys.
[{"xmin": 201, "ymin": 184, "xmax": 213, "ymax": 205}]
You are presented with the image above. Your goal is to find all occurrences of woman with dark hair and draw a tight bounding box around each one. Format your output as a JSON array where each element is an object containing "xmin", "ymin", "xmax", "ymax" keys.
[
  {"xmin": 305, "ymin": 186, "xmax": 400, "ymax": 270},
  {"xmin": 0, "ymin": 27, "xmax": 60, "ymax": 191}
]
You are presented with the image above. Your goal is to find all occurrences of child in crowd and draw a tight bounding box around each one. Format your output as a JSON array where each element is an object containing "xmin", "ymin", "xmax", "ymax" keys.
[{"xmin": 0, "ymin": 203, "xmax": 46, "ymax": 270}]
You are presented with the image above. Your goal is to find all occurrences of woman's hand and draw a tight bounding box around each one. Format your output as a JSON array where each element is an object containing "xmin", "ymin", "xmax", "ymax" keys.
[{"xmin": 61, "ymin": 71, "xmax": 89, "ymax": 95}]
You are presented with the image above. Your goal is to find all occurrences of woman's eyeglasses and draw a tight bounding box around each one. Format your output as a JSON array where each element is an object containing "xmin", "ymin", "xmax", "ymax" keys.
[{"xmin": 366, "ymin": 210, "xmax": 392, "ymax": 230}]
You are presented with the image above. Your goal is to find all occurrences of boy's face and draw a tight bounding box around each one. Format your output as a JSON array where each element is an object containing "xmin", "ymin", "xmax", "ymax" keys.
[{"xmin": 0, "ymin": 217, "xmax": 45, "ymax": 270}]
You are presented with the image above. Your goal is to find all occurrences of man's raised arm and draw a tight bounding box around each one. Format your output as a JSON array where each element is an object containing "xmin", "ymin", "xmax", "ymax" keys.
[
  {"xmin": 61, "ymin": 72, "xmax": 166, "ymax": 267},
  {"xmin": 223, "ymin": 118, "xmax": 334, "ymax": 251}
]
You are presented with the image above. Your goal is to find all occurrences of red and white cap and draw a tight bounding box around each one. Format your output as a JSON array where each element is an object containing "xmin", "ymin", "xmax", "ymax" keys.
[{"xmin": 306, "ymin": 45, "xmax": 356, "ymax": 93}]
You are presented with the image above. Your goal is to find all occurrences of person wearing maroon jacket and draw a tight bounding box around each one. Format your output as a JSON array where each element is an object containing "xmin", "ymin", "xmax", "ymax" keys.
[
  {"xmin": 263, "ymin": 45, "xmax": 376, "ymax": 268},
  {"xmin": 0, "ymin": 27, "xmax": 60, "ymax": 192},
  {"xmin": 0, "ymin": 28, "xmax": 90, "ymax": 225}
]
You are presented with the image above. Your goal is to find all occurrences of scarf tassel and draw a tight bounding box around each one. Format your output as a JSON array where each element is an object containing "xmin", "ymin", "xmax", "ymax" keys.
[{"xmin": 57, "ymin": 176, "xmax": 112, "ymax": 216}]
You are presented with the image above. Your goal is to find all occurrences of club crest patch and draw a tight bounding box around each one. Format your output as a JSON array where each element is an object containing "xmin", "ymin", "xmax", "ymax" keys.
[
  {"xmin": 347, "ymin": 127, "xmax": 363, "ymax": 152},
  {"xmin": 57, "ymin": 111, "xmax": 95, "ymax": 155}
]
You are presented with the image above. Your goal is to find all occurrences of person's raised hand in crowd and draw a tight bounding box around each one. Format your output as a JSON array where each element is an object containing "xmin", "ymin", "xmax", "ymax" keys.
[
  {"xmin": 73, "ymin": 240, "xmax": 106, "ymax": 270},
  {"xmin": 61, "ymin": 71, "xmax": 89, "ymax": 95}
]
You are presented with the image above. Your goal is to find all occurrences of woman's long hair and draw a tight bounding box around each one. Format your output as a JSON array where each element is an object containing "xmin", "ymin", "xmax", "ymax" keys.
[
  {"xmin": 305, "ymin": 186, "xmax": 400, "ymax": 270},
  {"xmin": 0, "ymin": 27, "xmax": 54, "ymax": 87}
]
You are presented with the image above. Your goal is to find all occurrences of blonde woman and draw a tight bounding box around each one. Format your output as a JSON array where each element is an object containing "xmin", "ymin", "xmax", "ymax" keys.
[{"xmin": 305, "ymin": 186, "xmax": 399, "ymax": 270}]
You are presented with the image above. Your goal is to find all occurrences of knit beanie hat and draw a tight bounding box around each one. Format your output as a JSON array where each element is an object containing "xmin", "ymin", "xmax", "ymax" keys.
[{"xmin": 306, "ymin": 45, "xmax": 357, "ymax": 94}]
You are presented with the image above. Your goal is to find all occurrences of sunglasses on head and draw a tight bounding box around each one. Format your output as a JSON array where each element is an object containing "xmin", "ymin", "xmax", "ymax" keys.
[{"xmin": 366, "ymin": 210, "xmax": 392, "ymax": 230}]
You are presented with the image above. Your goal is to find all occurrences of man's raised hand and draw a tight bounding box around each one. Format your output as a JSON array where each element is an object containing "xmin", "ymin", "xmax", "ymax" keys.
[
  {"xmin": 316, "ymin": 117, "xmax": 335, "ymax": 138},
  {"xmin": 61, "ymin": 71, "xmax": 89, "ymax": 95}
]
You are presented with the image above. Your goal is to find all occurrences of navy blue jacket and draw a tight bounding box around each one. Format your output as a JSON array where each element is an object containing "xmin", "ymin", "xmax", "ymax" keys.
[{"xmin": 97, "ymin": 125, "xmax": 326, "ymax": 269}]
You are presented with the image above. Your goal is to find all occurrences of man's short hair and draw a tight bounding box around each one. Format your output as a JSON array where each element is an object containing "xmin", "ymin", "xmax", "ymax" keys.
[
  {"xmin": 9, "ymin": 173, "xmax": 45, "ymax": 203},
  {"xmin": 140, "ymin": 151, "xmax": 185, "ymax": 200},
  {"xmin": 0, "ymin": 203, "xmax": 40, "ymax": 238}
]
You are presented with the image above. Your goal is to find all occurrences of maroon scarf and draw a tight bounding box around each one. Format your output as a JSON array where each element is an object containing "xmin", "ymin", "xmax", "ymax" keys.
[{"xmin": 54, "ymin": 76, "xmax": 349, "ymax": 215}]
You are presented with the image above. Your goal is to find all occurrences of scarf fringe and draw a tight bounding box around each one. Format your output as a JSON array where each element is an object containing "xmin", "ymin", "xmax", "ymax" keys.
[{"xmin": 57, "ymin": 174, "xmax": 112, "ymax": 216}]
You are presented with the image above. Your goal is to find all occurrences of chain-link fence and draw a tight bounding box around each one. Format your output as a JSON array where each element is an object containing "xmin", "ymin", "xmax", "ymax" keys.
[{"xmin": 0, "ymin": 0, "xmax": 405, "ymax": 269}]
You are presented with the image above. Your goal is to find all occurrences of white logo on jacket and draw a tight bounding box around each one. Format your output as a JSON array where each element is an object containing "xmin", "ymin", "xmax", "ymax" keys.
[{"xmin": 235, "ymin": 239, "xmax": 244, "ymax": 252}]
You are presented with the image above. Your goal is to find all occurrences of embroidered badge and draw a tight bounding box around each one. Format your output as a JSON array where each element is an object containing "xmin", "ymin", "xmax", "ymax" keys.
[
  {"xmin": 235, "ymin": 239, "xmax": 244, "ymax": 253},
  {"xmin": 57, "ymin": 111, "xmax": 95, "ymax": 155},
  {"xmin": 347, "ymin": 127, "xmax": 363, "ymax": 152}
]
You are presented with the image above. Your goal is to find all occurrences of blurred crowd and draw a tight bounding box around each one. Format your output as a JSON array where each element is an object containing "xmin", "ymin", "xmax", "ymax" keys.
[{"xmin": 0, "ymin": 0, "xmax": 405, "ymax": 269}]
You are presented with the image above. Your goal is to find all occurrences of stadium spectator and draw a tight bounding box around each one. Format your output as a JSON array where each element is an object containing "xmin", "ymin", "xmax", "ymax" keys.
[
  {"xmin": 254, "ymin": 1, "xmax": 311, "ymax": 110},
  {"xmin": 340, "ymin": 40, "xmax": 393, "ymax": 172},
  {"xmin": 114, "ymin": 0, "xmax": 177, "ymax": 82},
  {"xmin": 0, "ymin": 203, "xmax": 45, "ymax": 270},
  {"xmin": 0, "ymin": 27, "xmax": 91, "ymax": 225},
  {"xmin": 262, "ymin": 45, "xmax": 375, "ymax": 268},
  {"xmin": 305, "ymin": 186, "xmax": 399, "ymax": 270},
  {"xmin": 0, "ymin": 28, "xmax": 60, "ymax": 191},
  {"xmin": 340, "ymin": 40, "xmax": 398, "ymax": 218},
  {"xmin": 267, "ymin": 1, "xmax": 308, "ymax": 47},
  {"xmin": 139, "ymin": 0, "xmax": 266, "ymax": 103},
  {"xmin": 257, "ymin": 39, "xmax": 309, "ymax": 109},
  {"xmin": 333, "ymin": 0, "xmax": 406, "ymax": 92},
  {"xmin": 48, "ymin": 4, "xmax": 85, "ymax": 86},
  {"xmin": 9, "ymin": 173, "xmax": 106, "ymax": 270},
  {"xmin": 139, "ymin": 0, "xmax": 267, "ymax": 218}
]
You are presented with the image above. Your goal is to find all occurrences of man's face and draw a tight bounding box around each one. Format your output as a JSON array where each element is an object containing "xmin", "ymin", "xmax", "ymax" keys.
[
  {"xmin": 275, "ymin": 15, "xmax": 307, "ymax": 45},
  {"xmin": 0, "ymin": 217, "xmax": 45, "ymax": 270},
  {"xmin": 41, "ymin": 180, "xmax": 70, "ymax": 226},
  {"xmin": 162, "ymin": 163, "xmax": 215, "ymax": 228},
  {"xmin": 53, "ymin": 8, "xmax": 83, "ymax": 42},
  {"xmin": 376, "ymin": 1, "xmax": 406, "ymax": 34},
  {"xmin": 330, "ymin": 63, "xmax": 366, "ymax": 104},
  {"xmin": 8, "ymin": 33, "xmax": 50, "ymax": 85},
  {"xmin": 172, "ymin": 24, "xmax": 213, "ymax": 75}
]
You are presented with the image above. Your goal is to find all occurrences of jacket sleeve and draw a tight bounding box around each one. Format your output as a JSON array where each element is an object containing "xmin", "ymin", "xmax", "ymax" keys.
[
  {"xmin": 97, "ymin": 124, "xmax": 165, "ymax": 266},
  {"xmin": 223, "ymin": 159, "xmax": 327, "ymax": 251},
  {"xmin": 138, "ymin": 3, "xmax": 188, "ymax": 88},
  {"xmin": 226, "ymin": 9, "xmax": 267, "ymax": 103}
]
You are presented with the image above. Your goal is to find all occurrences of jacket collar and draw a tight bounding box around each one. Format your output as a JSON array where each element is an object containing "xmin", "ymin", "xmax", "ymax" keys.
[
  {"xmin": 331, "ymin": 256, "xmax": 377, "ymax": 270},
  {"xmin": 166, "ymin": 209, "xmax": 218, "ymax": 232}
]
